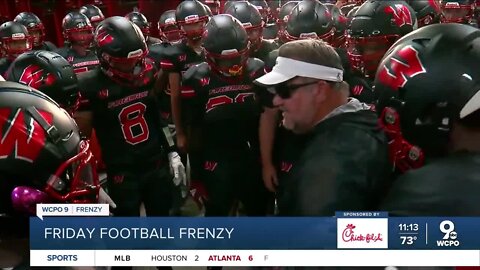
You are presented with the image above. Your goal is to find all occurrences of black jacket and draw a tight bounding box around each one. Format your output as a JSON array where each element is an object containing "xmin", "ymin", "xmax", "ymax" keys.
[
  {"xmin": 381, "ymin": 151, "xmax": 480, "ymax": 216},
  {"xmin": 282, "ymin": 103, "xmax": 390, "ymax": 216}
]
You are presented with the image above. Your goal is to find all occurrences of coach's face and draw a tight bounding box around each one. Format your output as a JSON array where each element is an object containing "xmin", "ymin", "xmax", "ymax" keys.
[{"xmin": 272, "ymin": 77, "xmax": 322, "ymax": 134}]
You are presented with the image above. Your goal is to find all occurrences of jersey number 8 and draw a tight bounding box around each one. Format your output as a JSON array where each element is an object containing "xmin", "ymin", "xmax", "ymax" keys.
[{"xmin": 118, "ymin": 102, "xmax": 150, "ymax": 145}]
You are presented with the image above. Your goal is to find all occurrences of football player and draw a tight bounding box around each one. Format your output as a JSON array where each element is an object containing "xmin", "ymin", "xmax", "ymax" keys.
[
  {"xmin": 14, "ymin": 12, "xmax": 56, "ymax": 51},
  {"xmin": 182, "ymin": 14, "xmax": 269, "ymax": 216},
  {"xmin": 377, "ymin": 23, "xmax": 480, "ymax": 215},
  {"xmin": 126, "ymin": 11, "xmax": 162, "ymax": 47},
  {"xmin": 0, "ymin": 21, "xmax": 33, "ymax": 76},
  {"xmin": 55, "ymin": 11, "xmax": 99, "ymax": 75},
  {"xmin": 79, "ymin": 4, "xmax": 105, "ymax": 29},
  {"xmin": 346, "ymin": 0, "xmax": 417, "ymax": 102},
  {"xmin": 0, "ymin": 82, "xmax": 106, "ymax": 269},
  {"xmin": 74, "ymin": 17, "xmax": 186, "ymax": 241},
  {"xmin": 225, "ymin": 1, "xmax": 279, "ymax": 62}
]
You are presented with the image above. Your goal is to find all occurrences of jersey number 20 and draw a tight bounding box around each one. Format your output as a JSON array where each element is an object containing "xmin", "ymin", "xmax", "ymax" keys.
[
  {"xmin": 206, "ymin": 93, "xmax": 254, "ymax": 112},
  {"xmin": 118, "ymin": 102, "xmax": 150, "ymax": 145}
]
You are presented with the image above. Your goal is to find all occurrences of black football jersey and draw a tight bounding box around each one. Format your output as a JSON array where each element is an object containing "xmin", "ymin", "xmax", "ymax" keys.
[
  {"xmin": 77, "ymin": 60, "xmax": 172, "ymax": 169},
  {"xmin": 264, "ymin": 48, "xmax": 279, "ymax": 72},
  {"xmin": 381, "ymin": 151, "xmax": 480, "ymax": 216},
  {"xmin": 160, "ymin": 40, "xmax": 204, "ymax": 75},
  {"xmin": 160, "ymin": 40, "xmax": 206, "ymax": 126},
  {"xmin": 0, "ymin": 58, "xmax": 12, "ymax": 77},
  {"xmin": 55, "ymin": 47, "xmax": 99, "ymax": 74},
  {"xmin": 182, "ymin": 58, "xmax": 265, "ymax": 146},
  {"xmin": 147, "ymin": 42, "xmax": 171, "ymax": 69},
  {"xmin": 146, "ymin": 36, "xmax": 162, "ymax": 47},
  {"xmin": 344, "ymin": 73, "xmax": 375, "ymax": 104}
]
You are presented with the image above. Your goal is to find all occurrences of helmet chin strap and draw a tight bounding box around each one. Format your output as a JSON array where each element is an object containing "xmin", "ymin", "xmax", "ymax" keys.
[
  {"xmin": 25, "ymin": 106, "xmax": 61, "ymax": 143},
  {"xmin": 25, "ymin": 106, "xmax": 72, "ymax": 158}
]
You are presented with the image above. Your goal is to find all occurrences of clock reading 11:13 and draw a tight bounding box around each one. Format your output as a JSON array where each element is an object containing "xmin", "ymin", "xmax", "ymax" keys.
[{"xmin": 399, "ymin": 223, "xmax": 419, "ymax": 231}]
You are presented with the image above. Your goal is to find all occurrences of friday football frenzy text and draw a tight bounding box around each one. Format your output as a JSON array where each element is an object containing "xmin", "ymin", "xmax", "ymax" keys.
[{"xmin": 44, "ymin": 227, "xmax": 235, "ymax": 240}]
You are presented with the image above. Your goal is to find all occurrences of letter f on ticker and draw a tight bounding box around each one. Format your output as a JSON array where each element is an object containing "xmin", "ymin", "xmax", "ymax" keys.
[{"xmin": 264, "ymin": 255, "xmax": 268, "ymax": 261}]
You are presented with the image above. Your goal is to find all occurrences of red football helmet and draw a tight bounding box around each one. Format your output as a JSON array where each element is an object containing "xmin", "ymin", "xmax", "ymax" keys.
[
  {"xmin": 0, "ymin": 82, "xmax": 100, "ymax": 215},
  {"xmin": 347, "ymin": 0, "xmax": 417, "ymax": 77},
  {"xmin": 440, "ymin": 0, "xmax": 475, "ymax": 24},
  {"xmin": 225, "ymin": 1, "xmax": 265, "ymax": 53},
  {"xmin": 79, "ymin": 4, "xmax": 105, "ymax": 29},
  {"xmin": 276, "ymin": 1, "xmax": 300, "ymax": 44},
  {"xmin": 13, "ymin": 12, "xmax": 45, "ymax": 48},
  {"xmin": 284, "ymin": 1, "xmax": 335, "ymax": 44},
  {"xmin": 158, "ymin": 10, "xmax": 183, "ymax": 43},
  {"xmin": 0, "ymin": 21, "xmax": 33, "ymax": 60},
  {"xmin": 200, "ymin": 0, "xmax": 221, "ymax": 15},
  {"xmin": 94, "ymin": 17, "xmax": 150, "ymax": 85},
  {"xmin": 62, "ymin": 11, "xmax": 94, "ymax": 47},
  {"xmin": 176, "ymin": 0, "xmax": 210, "ymax": 40},
  {"xmin": 203, "ymin": 15, "xmax": 250, "ymax": 77}
]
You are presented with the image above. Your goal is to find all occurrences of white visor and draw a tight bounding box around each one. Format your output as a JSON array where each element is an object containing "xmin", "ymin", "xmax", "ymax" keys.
[
  {"xmin": 255, "ymin": 57, "xmax": 343, "ymax": 86},
  {"xmin": 460, "ymin": 89, "xmax": 480, "ymax": 119}
]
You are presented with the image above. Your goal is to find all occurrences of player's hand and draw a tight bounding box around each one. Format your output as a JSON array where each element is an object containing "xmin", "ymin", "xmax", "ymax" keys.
[
  {"xmin": 190, "ymin": 179, "xmax": 208, "ymax": 209},
  {"xmin": 176, "ymin": 133, "xmax": 188, "ymax": 153},
  {"xmin": 262, "ymin": 163, "xmax": 278, "ymax": 192},
  {"xmin": 98, "ymin": 187, "xmax": 116, "ymax": 209},
  {"xmin": 168, "ymin": 151, "xmax": 187, "ymax": 187}
]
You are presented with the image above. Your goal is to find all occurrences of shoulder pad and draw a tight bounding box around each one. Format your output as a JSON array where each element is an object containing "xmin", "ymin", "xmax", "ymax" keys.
[
  {"xmin": 246, "ymin": 58, "xmax": 265, "ymax": 79},
  {"xmin": 144, "ymin": 57, "xmax": 158, "ymax": 72},
  {"xmin": 265, "ymin": 49, "xmax": 279, "ymax": 71},
  {"xmin": 147, "ymin": 37, "xmax": 162, "ymax": 46},
  {"xmin": 265, "ymin": 39, "xmax": 280, "ymax": 51},
  {"xmin": 148, "ymin": 42, "xmax": 170, "ymax": 61},
  {"xmin": 159, "ymin": 43, "xmax": 185, "ymax": 71},
  {"xmin": 54, "ymin": 47, "xmax": 70, "ymax": 58},
  {"xmin": 182, "ymin": 62, "xmax": 209, "ymax": 98},
  {"xmin": 77, "ymin": 69, "xmax": 103, "ymax": 96},
  {"xmin": 162, "ymin": 42, "xmax": 184, "ymax": 58},
  {"xmin": 183, "ymin": 62, "xmax": 209, "ymax": 82},
  {"xmin": 44, "ymin": 41, "xmax": 57, "ymax": 51}
]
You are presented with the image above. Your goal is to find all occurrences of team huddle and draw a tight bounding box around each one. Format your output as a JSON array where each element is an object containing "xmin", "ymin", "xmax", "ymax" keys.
[{"xmin": 1, "ymin": 0, "xmax": 480, "ymax": 269}]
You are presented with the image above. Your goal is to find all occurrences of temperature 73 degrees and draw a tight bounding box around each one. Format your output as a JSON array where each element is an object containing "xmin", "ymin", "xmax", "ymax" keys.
[{"xmin": 400, "ymin": 236, "xmax": 417, "ymax": 245}]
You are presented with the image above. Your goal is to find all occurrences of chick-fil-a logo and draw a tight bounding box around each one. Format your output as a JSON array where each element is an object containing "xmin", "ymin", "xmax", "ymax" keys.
[{"xmin": 341, "ymin": 224, "xmax": 384, "ymax": 243}]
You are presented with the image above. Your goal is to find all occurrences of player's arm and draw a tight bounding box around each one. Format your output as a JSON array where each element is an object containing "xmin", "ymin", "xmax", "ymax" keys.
[
  {"xmin": 259, "ymin": 107, "xmax": 280, "ymax": 192},
  {"xmin": 74, "ymin": 72, "xmax": 94, "ymax": 138},
  {"xmin": 250, "ymin": 59, "xmax": 280, "ymax": 192},
  {"xmin": 160, "ymin": 47, "xmax": 188, "ymax": 153},
  {"xmin": 153, "ymin": 68, "xmax": 168, "ymax": 97},
  {"xmin": 169, "ymin": 72, "xmax": 187, "ymax": 152}
]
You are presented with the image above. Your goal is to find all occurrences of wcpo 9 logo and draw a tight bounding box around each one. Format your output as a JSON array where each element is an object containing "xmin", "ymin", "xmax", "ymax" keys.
[{"xmin": 437, "ymin": 220, "xmax": 460, "ymax": 247}]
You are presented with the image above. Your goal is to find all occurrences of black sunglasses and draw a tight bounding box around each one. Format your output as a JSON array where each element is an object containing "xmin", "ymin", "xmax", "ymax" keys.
[{"xmin": 274, "ymin": 81, "xmax": 319, "ymax": 99}]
